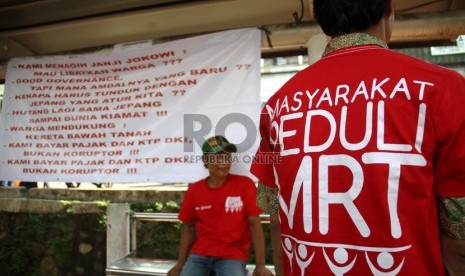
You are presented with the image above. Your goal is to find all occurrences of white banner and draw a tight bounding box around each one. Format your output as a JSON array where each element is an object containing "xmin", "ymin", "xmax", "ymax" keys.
[{"xmin": 0, "ymin": 28, "xmax": 261, "ymax": 183}]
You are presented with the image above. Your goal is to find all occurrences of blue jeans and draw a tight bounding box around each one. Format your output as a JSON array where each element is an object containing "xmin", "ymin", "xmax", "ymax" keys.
[{"xmin": 180, "ymin": 254, "xmax": 247, "ymax": 276}]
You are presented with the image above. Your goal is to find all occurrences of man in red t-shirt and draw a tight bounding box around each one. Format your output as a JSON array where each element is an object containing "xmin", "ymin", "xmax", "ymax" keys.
[
  {"xmin": 168, "ymin": 136, "xmax": 273, "ymax": 276},
  {"xmin": 251, "ymin": 0, "xmax": 465, "ymax": 275}
]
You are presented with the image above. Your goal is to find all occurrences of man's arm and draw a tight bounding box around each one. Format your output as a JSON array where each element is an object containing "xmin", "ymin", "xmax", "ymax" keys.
[
  {"xmin": 440, "ymin": 235, "xmax": 465, "ymax": 276},
  {"xmin": 248, "ymin": 216, "xmax": 273, "ymax": 276},
  {"xmin": 438, "ymin": 197, "xmax": 465, "ymax": 275},
  {"xmin": 269, "ymin": 213, "xmax": 283, "ymax": 276},
  {"xmin": 167, "ymin": 222, "xmax": 195, "ymax": 276},
  {"xmin": 256, "ymin": 183, "xmax": 283, "ymax": 276}
]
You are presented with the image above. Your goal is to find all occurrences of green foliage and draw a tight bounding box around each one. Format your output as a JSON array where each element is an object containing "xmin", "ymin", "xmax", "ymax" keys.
[
  {"xmin": 1, "ymin": 212, "xmax": 74, "ymax": 276},
  {"xmin": 130, "ymin": 200, "xmax": 182, "ymax": 259},
  {"xmin": 96, "ymin": 200, "xmax": 110, "ymax": 233},
  {"xmin": 0, "ymin": 204, "xmax": 107, "ymax": 276},
  {"xmin": 130, "ymin": 200, "xmax": 180, "ymax": 213}
]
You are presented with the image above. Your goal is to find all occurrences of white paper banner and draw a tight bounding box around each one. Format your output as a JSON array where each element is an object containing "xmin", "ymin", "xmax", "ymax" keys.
[{"xmin": 0, "ymin": 28, "xmax": 261, "ymax": 183}]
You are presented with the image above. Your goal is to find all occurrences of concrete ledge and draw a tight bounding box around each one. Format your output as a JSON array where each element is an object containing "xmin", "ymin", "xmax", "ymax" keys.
[
  {"xmin": 27, "ymin": 188, "xmax": 185, "ymax": 202},
  {"xmin": 0, "ymin": 198, "xmax": 65, "ymax": 213},
  {"xmin": 0, "ymin": 188, "xmax": 186, "ymax": 213},
  {"xmin": 72, "ymin": 201, "xmax": 106, "ymax": 214},
  {"xmin": 0, "ymin": 187, "xmax": 28, "ymax": 198}
]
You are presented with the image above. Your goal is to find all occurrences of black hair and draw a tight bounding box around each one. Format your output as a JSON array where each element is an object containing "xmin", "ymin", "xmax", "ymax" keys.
[{"xmin": 314, "ymin": 0, "xmax": 391, "ymax": 37}]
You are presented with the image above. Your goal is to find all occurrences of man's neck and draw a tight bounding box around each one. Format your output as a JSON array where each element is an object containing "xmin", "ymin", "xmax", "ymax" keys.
[
  {"xmin": 364, "ymin": 20, "xmax": 388, "ymax": 44},
  {"xmin": 207, "ymin": 175, "xmax": 228, "ymax": 188}
]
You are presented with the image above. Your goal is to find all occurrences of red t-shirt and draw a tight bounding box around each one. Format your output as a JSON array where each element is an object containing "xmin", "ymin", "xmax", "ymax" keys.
[
  {"xmin": 252, "ymin": 44, "xmax": 465, "ymax": 275},
  {"xmin": 178, "ymin": 174, "xmax": 262, "ymax": 261}
]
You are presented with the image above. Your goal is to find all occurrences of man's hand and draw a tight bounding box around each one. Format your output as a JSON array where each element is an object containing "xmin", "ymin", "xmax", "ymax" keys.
[
  {"xmin": 167, "ymin": 263, "xmax": 183, "ymax": 276},
  {"xmin": 253, "ymin": 265, "xmax": 274, "ymax": 276}
]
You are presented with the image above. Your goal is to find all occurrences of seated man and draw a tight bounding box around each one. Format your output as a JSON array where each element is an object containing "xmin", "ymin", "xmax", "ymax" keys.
[{"xmin": 168, "ymin": 136, "xmax": 273, "ymax": 276}]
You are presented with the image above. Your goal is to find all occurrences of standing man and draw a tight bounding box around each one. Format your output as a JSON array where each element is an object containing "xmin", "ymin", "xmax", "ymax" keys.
[
  {"xmin": 251, "ymin": 0, "xmax": 465, "ymax": 275},
  {"xmin": 168, "ymin": 136, "xmax": 273, "ymax": 276},
  {"xmin": 256, "ymin": 183, "xmax": 283, "ymax": 276}
]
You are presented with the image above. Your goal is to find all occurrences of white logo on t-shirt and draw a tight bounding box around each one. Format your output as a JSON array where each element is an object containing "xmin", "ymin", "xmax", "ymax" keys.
[{"xmin": 225, "ymin": 196, "xmax": 243, "ymax": 213}]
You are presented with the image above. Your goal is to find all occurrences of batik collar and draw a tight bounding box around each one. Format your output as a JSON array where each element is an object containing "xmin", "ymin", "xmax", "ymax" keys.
[{"xmin": 322, "ymin": 33, "xmax": 388, "ymax": 57}]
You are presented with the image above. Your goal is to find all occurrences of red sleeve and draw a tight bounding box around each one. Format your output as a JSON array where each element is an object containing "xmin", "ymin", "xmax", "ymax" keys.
[
  {"xmin": 434, "ymin": 71, "xmax": 465, "ymax": 198},
  {"xmin": 250, "ymin": 105, "xmax": 278, "ymax": 188},
  {"xmin": 242, "ymin": 177, "xmax": 263, "ymax": 216},
  {"xmin": 178, "ymin": 185, "xmax": 197, "ymax": 223}
]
